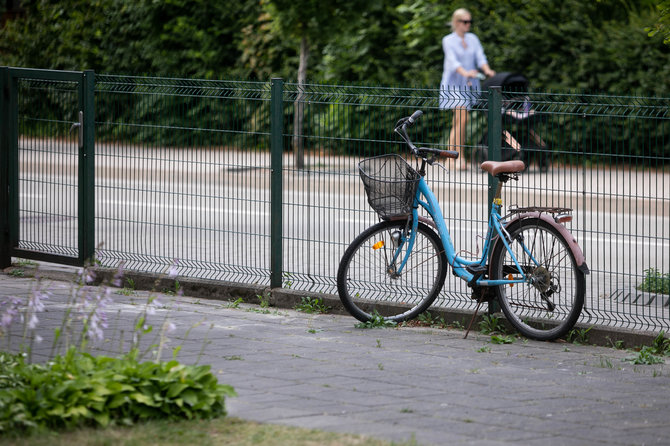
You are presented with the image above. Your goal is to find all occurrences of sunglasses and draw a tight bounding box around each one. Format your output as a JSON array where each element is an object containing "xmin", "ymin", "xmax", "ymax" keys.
[{"xmin": 459, "ymin": 20, "xmax": 473, "ymax": 25}]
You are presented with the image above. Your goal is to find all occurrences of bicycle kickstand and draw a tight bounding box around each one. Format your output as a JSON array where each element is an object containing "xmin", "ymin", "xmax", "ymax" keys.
[{"xmin": 463, "ymin": 287, "xmax": 493, "ymax": 339}]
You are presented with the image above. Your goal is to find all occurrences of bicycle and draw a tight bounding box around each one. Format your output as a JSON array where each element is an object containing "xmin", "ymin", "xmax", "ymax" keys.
[{"xmin": 336, "ymin": 110, "xmax": 589, "ymax": 341}]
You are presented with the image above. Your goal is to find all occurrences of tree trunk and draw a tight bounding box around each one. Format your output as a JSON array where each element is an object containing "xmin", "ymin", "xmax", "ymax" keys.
[{"xmin": 293, "ymin": 35, "xmax": 309, "ymax": 170}]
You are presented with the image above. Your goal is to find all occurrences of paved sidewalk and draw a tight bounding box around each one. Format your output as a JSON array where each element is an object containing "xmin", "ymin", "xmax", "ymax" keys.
[{"xmin": 2, "ymin": 270, "xmax": 669, "ymax": 445}]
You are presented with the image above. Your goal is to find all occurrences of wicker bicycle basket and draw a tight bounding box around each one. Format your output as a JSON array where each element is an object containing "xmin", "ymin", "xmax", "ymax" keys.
[{"xmin": 358, "ymin": 154, "xmax": 421, "ymax": 219}]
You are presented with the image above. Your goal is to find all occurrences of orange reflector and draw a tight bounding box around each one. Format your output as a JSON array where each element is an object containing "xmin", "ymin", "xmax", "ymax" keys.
[
  {"xmin": 372, "ymin": 241, "xmax": 385, "ymax": 250},
  {"xmin": 508, "ymin": 273, "xmax": 514, "ymax": 287}
]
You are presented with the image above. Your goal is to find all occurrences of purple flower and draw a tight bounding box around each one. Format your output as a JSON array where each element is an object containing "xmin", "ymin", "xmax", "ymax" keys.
[
  {"xmin": 29, "ymin": 288, "xmax": 50, "ymax": 313},
  {"xmin": 76, "ymin": 287, "xmax": 112, "ymax": 343},
  {"xmin": 0, "ymin": 297, "xmax": 22, "ymax": 330},
  {"xmin": 27, "ymin": 314, "xmax": 39, "ymax": 330},
  {"xmin": 168, "ymin": 260, "xmax": 179, "ymax": 279},
  {"xmin": 78, "ymin": 267, "xmax": 96, "ymax": 285},
  {"xmin": 112, "ymin": 263, "xmax": 125, "ymax": 287}
]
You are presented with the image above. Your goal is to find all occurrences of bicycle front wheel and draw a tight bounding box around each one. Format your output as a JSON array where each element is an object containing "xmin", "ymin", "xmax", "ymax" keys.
[
  {"xmin": 490, "ymin": 218, "xmax": 585, "ymax": 341},
  {"xmin": 337, "ymin": 220, "xmax": 448, "ymax": 323}
]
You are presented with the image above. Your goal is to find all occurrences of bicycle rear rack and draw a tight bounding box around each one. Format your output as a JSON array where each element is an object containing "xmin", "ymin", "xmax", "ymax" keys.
[{"xmin": 505, "ymin": 206, "xmax": 573, "ymax": 224}]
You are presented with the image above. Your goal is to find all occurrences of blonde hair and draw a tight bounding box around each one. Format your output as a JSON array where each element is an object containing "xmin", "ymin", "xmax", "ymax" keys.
[{"xmin": 450, "ymin": 8, "xmax": 471, "ymax": 28}]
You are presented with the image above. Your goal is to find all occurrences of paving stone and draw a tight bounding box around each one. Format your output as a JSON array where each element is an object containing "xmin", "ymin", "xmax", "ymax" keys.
[{"xmin": 2, "ymin": 270, "xmax": 670, "ymax": 446}]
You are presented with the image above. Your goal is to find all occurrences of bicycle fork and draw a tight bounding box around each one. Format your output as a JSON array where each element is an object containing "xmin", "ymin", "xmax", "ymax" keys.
[{"xmin": 384, "ymin": 218, "xmax": 418, "ymax": 279}]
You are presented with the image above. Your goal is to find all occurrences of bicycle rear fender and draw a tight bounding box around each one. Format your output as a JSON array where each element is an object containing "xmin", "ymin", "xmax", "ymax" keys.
[{"xmin": 491, "ymin": 212, "xmax": 590, "ymax": 275}]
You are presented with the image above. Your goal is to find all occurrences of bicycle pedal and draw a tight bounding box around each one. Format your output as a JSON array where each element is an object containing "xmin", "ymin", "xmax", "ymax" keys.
[{"xmin": 466, "ymin": 265, "xmax": 487, "ymax": 274}]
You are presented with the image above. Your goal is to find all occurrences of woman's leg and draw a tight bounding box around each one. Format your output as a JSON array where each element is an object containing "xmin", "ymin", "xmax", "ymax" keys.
[{"xmin": 448, "ymin": 107, "xmax": 468, "ymax": 168}]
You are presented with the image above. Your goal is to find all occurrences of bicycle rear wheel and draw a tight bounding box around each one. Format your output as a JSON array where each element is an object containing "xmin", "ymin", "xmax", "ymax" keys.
[
  {"xmin": 337, "ymin": 220, "xmax": 447, "ymax": 323},
  {"xmin": 490, "ymin": 218, "xmax": 585, "ymax": 341}
]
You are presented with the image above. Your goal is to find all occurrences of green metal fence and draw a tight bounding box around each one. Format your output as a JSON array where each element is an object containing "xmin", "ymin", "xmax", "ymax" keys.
[
  {"xmin": 1, "ymin": 68, "xmax": 94, "ymax": 266},
  {"xmin": 2, "ymin": 68, "xmax": 669, "ymax": 332},
  {"xmin": 94, "ymin": 74, "xmax": 274, "ymax": 283}
]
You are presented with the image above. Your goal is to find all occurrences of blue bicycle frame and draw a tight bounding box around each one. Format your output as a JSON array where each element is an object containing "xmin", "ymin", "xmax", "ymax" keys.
[{"xmin": 392, "ymin": 176, "xmax": 536, "ymax": 287}]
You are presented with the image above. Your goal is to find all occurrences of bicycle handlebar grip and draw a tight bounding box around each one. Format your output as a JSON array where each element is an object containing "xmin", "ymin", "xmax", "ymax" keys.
[
  {"xmin": 407, "ymin": 110, "xmax": 423, "ymax": 126},
  {"xmin": 417, "ymin": 147, "xmax": 459, "ymax": 159}
]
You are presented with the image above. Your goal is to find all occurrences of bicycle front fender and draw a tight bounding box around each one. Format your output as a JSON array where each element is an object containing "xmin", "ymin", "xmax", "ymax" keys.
[{"xmin": 491, "ymin": 213, "xmax": 589, "ymax": 275}]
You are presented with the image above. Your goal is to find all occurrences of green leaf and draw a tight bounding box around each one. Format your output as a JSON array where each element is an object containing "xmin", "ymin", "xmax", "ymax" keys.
[
  {"xmin": 180, "ymin": 389, "xmax": 199, "ymax": 407},
  {"xmin": 218, "ymin": 384, "xmax": 237, "ymax": 397},
  {"xmin": 129, "ymin": 392, "xmax": 157, "ymax": 406},
  {"xmin": 166, "ymin": 383, "xmax": 189, "ymax": 398},
  {"xmin": 189, "ymin": 365, "xmax": 213, "ymax": 382},
  {"xmin": 92, "ymin": 411, "xmax": 110, "ymax": 427},
  {"xmin": 107, "ymin": 394, "xmax": 129, "ymax": 409},
  {"xmin": 64, "ymin": 405, "xmax": 90, "ymax": 418}
]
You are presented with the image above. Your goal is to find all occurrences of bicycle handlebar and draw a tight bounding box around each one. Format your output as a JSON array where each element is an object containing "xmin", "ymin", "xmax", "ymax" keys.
[
  {"xmin": 407, "ymin": 110, "xmax": 423, "ymax": 125},
  {"xmin": 417, "ymin": 146, "xmax": 459, "ymax": 159},
  {"xmin": 394, "ymin": 110, "xmax": 459, "ymax": 161}
]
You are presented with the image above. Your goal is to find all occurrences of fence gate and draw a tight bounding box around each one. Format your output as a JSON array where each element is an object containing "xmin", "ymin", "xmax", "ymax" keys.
[{"xmin": 1, "ymin": 68, "xmax": 95, "ymax": 267}]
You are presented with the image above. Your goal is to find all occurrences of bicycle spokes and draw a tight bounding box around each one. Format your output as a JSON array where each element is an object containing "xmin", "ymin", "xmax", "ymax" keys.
[
  {"xmin": 490, "ymin": 218, "xmax": 585, "ymax": 341},
  {"xmin": 337, "ymin": 220, "xmax": 448, "ymax": 323}
]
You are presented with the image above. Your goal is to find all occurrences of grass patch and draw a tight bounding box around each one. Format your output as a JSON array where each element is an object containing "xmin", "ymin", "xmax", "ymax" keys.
[
  {"xmin": 637, "ymin": 268, "xmax": 670, "ymax": 295},
  {"xmin": 3, "ymin": 417, "xmax": 414, "ymax": 446},
  {"xmin": 227, "ymin": 297, "xmax": 244, "ymax": 309},
  {"xmin": 354, "ymin": 311, "xmax": 397, "ymax": 329},
  {"xmin": 478, "ymin": 315, "xmax": 507, "ymax": 335},
  {"xmin": 400, "ymin": 311, "xmax": 466, "ymax": 330},
  {"xmin": 624, "ymin": 347, "xmax": 665, "ymax": 365},
  {"xmin": 416, "ymin": 311, "xmax": 446, "ymax": 328},
  {"xmin": 295, "ymin": 297, "xmax": 331, "ymax": 314},
  {"xmin": 489, "ymin": 334, "xmax": 515, "ymax": 345},
  {"xmin": 623, "ymin": 331, "xmax": 670, "ymax": 365},
  {"xmin": 566, "ymin": 326, "xmax": 593, "ymax": 345}
]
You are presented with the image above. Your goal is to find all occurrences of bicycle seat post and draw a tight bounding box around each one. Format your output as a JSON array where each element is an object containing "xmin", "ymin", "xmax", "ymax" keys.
[
  {"xmin": 480, "ymin": 160, "xmax": 525, "ymax": 206},
  {"xmin": 493, "ymin": 173, "xmax": 513, "ymax": 201}
]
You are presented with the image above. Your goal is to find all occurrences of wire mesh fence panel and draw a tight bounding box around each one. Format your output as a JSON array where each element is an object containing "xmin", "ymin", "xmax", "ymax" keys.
[
  {"xmin": 94, "ymin": 75, "xmax": 272, "ymax": 284},
  {"xmin": 280, "ymin": 82, "xmax": 670, "ymax": 331},
  {"xmin": 17, "ymin": 78, "xmax": 80, "ymax": 258},
  {"xmin": 499, "ymin": 90, "xmax": 670, "ymax": 331},
  {"xmin": 9, "ymin": 71, "xmax": 668, "ymax": 332},
  {"xmin": 280, "ymin": 83, "xmax": 487, "ymax": 312}
]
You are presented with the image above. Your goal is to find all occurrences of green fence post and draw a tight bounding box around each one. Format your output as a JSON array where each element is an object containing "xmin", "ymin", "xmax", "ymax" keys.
[
  {"xmin": 270, "ymin": 78, "xmax": 284, "ymax": 288},
  {"xmin": 487, "ymin": 86, "xmax": 502, "ymax": 211},
  {"xmin": 79, "ymin": 70, "xmax": 95, "ymax": 264},
  {"xmin": 487, "ymin": 86, "xmax": 502, "ymax": 314},
  {"xmin": 0, "ymin": 67, "xmax": 9, "ymax": 268},
  {"xmin": 7, "ymin": 71, "xmax": 17, "ymax": 252}
]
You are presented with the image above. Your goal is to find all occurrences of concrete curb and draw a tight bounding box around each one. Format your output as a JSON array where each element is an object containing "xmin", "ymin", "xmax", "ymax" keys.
[{"xmin": 3, "ymin": 263, "xmax": 662, "ymax": 350}]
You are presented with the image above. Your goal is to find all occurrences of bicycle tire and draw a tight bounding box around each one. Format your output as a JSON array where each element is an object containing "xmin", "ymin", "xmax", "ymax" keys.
[
  {"xmin": 337, "ymin": 220, "xmax": 448, "ymax": 323},
  {"xmin": 489, "ymin": 217, "xmax": 585, "ymax": 341}
]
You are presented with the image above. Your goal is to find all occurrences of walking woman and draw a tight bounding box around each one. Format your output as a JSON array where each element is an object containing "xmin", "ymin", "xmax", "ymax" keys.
[{"xmin": 440, "ymin": 8, "xmax": 495, "ymax": 169}]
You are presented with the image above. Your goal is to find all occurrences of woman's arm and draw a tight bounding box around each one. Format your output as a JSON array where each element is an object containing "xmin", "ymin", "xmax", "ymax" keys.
[
  {"xmin": 479, "ymin": 63, "xmax": 495, "ymax": 78},
  {"xmin": 471, "ymin": 35, "xmax": 495, "ymax": 77}
]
